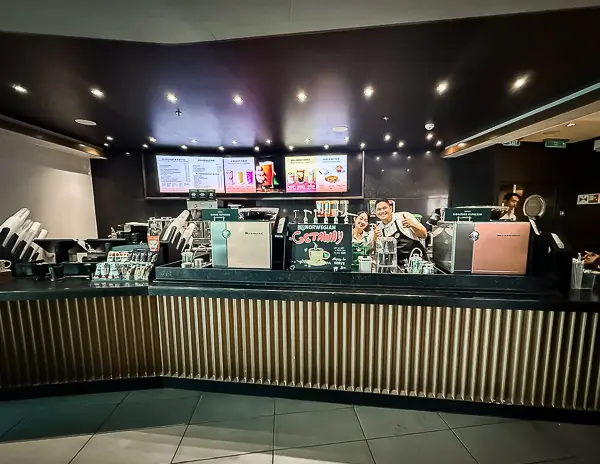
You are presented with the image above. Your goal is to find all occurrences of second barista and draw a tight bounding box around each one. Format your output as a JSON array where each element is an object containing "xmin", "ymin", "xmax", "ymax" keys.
[{"xmin": 368, "ymin": 199, "xmax": 428, "ymax": 262}]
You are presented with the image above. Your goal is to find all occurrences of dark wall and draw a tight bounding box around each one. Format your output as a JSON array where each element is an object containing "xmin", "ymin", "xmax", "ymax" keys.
[
  {"xmin": 448, "ymin": 141, "xmax": 600, "ymax": 253},
  {"xmin": 91, "ymin": 151, "xmax": 450, "ymax": 236}
]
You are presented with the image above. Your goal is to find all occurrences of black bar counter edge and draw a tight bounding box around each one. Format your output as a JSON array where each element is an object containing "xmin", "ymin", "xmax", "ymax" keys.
[{"xmin": 0, "ymin": 274, "xmax": 598, "ymax": 310}]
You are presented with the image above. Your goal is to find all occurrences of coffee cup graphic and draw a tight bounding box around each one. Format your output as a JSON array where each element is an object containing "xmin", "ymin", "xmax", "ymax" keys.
[{"xmin": 308, "ymin": 247, "xmax": 330, "ymax": 266}]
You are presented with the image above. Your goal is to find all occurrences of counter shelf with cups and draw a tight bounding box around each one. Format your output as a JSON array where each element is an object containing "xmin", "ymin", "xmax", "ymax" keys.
[{"xmin": 93, "ymin": 247, "xmax": 158, "ymax": 282}]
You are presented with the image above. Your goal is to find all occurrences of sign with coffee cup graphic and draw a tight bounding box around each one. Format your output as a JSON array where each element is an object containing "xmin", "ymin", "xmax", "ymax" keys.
[{"xmin": 288, "ymin": 223, "xmax": 352, "ymax": 271}]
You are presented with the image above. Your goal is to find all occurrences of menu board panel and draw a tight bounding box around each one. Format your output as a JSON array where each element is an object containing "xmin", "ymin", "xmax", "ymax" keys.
[
  {"xmin": 255, "ymin": 157, "xmax": 285, "ymax": 193},
  {"xmin": 284, "ymin": 154, "xmax": 348, "ymax": 193},
  {"xmin": 288, "ymin": 223, "xmax": 352, "ymax": 271},
  {"xmin": 316, "ymin": 155, "xmax": 348, "ymax": 192},
  {"xmin": 156, "ymin": 155, "xmax": 225, "ymax": 193},
  {"xmin": 285, "ymin": 156, "xmax": 317, "ymax": 192},
  {"xmin": 224, "ymin": 157, "xmax": 256, "ymax": 193}
]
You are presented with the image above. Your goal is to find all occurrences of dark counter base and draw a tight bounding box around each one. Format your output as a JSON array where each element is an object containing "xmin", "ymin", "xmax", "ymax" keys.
[{"xmin": 1, "ymin": 377, "xmax": 598, "ymax": 426}]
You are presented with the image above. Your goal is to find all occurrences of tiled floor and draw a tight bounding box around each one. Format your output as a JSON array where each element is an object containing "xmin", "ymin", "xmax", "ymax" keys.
[{"xmin": 0, "ymin": 388, "xmax": 598, "ymax": 463}]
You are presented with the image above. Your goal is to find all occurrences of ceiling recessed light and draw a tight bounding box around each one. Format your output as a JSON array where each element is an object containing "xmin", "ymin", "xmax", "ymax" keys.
[
  {"xmin": 332, "ymin": 125, "xmax": 348, "ymax": 133},
  {"xmin": 406, "ymin": 168, "xmax": 410, "ymax": 172},
  {"xmin": 297, "ymin": 90, "xmax": 307, "ymax": 102},
  {"xmin": 407, "ymin": 156, "xmax": 412, "ymax": 159},
  {"xmin": 166, "ymin": 92, "xmax": 178, "ymax": 103},
  {"xmin": 191, "ymin": 139, "xmax": 198, "ymax": 144},
  {"xmin": 106, "ymin": 135, "xmax": 114, "ymax": 141},
  {"xmin": 103, "ymin": 143, "xmax": 109, "ymax": 147},
  {"xmin": 90, "ymin": 88, "xmax": 104, "ymax": 98},
  {"xmin": 142, "ymin": 144, "xmax": 149, "ymax": 148},
  {"xmin": 149, "ymin": 136, "xmax": 156, "ymax": 143},
  {"xmin": 218, "ymin": 146, "xmax": 224, "ymax": 151},
  {"xmin": 289, "ymin": 145, "xmax": 294, "ymax": 151},
  {"xmin": 381, "ymin": 169, "xmax": 385, "ymax": 172},
  {"xmin": 392, "ymin": 152, "xmax": 398, "ymax": 155},
  {"xmin": 181, "ymin": 145, "xmax": 188, "ymax": 150},
  {"xmin": 254, "ymin": 146, "xmax": 260, "ymax": 152},
  {"xmin": 233, "ymin": 94, "xmax": 243, "ymax": 105},
  {"xmin": 436, "ymin": 140, "xmax": 443, "ymax": 147},
  {"xmin": 363, "ymin": 85, "xmax": 374, "ymax": 99},
  {"xmin": 384, "ymin": 134, "xmax": 391, "ymax": 142},
  {"xmin": 305, "ymin": 138, "xmax": 311, "ymax": 143},
  {"xmin": 125, "ymin": 152, "xmax": 130, "ymax": 156},
  {"xmin": 512, "ymin": 75, "xmax": 528, "ymax": 90},
  {"xmin": 12, "ymin": 84, "xmax": 28, "ymax": 94},
  {"xmin": 383, "ymin": 117, "xmax": 389, "ymax": 121},
  {"xmin": 426, "ymin": 151, "xmax": 431, "ymax": 155},
  {"xmin": 265, "ymin": 139, "xmax": 272, "ymax": 145},
  {"xmin": 436, "ymin": 81, "xmax": 449, "ymax": 95},
  {"xmin": 231, "ymin": 140, "xmax": 238, "ymax": 145},
  {"xmin": 426, "ymin": 133, "xmax": 434, "ymax": 141},
  {"xmin": 360, "ymin": 142, "xmax": 366, "ymax": 149},
  {"xmin": 566, "ymin": 122, "xmax": 576, "ymax": 127},
  {"xmin": 74, "ymin": 119, "xmax": 97, "ymax": 126},
  {"xmin": 344, "ymin": 136, "xmax": 350, "ymax": 142},
  {"xmin": 324, "ymin": 144, "xmax": 329, "ymax": 150},
  {"xmin": 425, "ymin": 122, "xmax": 435, "ymax": 131},
  {"xmin": 376, "ymin": 156, "xmax": 380, "ymax": 160},
  {"xmin": 397, "ymin": 141, "xmax": 405, "ymax": 148}
]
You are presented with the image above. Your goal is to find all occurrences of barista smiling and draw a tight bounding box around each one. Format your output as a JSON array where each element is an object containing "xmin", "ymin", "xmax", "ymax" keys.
[{"xmin": 368, "ymin": 199, "xmax": 428, "ymax": 262}]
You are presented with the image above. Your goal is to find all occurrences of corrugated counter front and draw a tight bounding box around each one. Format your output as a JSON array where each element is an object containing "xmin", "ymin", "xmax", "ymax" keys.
[{"xmin": 1, "ymin": 269, "xmax": 599, "ymax": 417}]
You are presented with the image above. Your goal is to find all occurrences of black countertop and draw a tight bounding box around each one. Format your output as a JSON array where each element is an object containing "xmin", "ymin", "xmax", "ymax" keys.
[
  {"xmin": 0, "ymin": 270, "xmax": 598, "ymax": 311},
  {"xmin": 0, "ymin": 278, "xmax": 148, "ymax": 302}
]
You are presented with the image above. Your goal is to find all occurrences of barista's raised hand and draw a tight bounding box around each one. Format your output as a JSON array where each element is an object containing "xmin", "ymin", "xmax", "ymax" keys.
[{"xmin": 372, "ymin": 227, "xmax": 382, "ymax": 244}]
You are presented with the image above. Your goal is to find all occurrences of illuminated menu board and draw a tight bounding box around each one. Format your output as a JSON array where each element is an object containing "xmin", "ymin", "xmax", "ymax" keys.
[
  {"xmin": 156, "ymin": 155, "xmax": 225, "ymax": 193},
  {"xmin": 224, "ymin": 157, "xmax": 256, "ymax": 193},
  {"xmin": 285, "ymin": 154, "xmax": 348, "ymax": 193}
]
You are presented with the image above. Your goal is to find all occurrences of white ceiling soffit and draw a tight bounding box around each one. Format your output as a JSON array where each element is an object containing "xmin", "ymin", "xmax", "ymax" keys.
[
  {"xmin": 444, "ymin": 99, "xmax": 600, "ymax": 158},
  {"xmin": 0, "ymin": 0, "xmax": 599, "ymax": 43},
  {"xmin": 0, "ymin": 125, "xmax": 104, "ymax": 160}
]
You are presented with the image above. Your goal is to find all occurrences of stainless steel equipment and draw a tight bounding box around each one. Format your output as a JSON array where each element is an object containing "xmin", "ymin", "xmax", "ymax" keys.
[{"xmin": 433, "ymin": 221, "xmax": 531, "ymax": 275}]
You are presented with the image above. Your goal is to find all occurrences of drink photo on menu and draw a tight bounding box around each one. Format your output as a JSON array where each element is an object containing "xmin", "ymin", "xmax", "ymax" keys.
[
  {"xmin": 284, "ymin": 155, "xmax": 317, "ymax": 193},
  {"xmin": 254, "ymin": 156, "xmax": 285, "ymax": 193},
  {"xmin": 223, "ymin": 157, "xmax": 256, "ymax": 194}
]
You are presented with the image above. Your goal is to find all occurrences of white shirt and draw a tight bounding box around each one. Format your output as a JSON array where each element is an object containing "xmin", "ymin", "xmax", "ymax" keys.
[
  {"xmin": 368, "ymin": 212, "xmax": 422, "ymax": 243},
  {"xmin": 500, "ymin": 210, "xmax": 517, "ymax": 221}
]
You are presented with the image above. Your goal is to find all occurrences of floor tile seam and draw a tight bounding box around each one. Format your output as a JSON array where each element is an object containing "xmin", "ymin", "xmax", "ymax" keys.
[
  {"xmin": 172, "ymin": 448, "xmax": 275, "ymax": 464},
  {"xmin": 172, "ymin": 395, "xmax": 205, "ymax": 464},
  {"xmin": 66, "ymin": 398, "xmax": 128, "ymax": 464},
  {"xmin": 522, "ymin": 456, "xmax": 581, "ymax": 464},
  {"xmin": 437, "ymin": 417, "xmax": 523, "ymax": 430},
  {"xmin": 274, "ymin": 405, "xmax": 352, "ymax": 416},
  {"xmin": 190, "ymin": 412, "xmax": 276, "ymax": 426},
  {"xmin": 352, "ymin": 406, "xmax": 377, "ymax": 463},
  {"xmin": 0, "ymin": 414, "xmax": 28, "ymax": 442},
  {"xmin": 439, "ymin": 414, "xmax": 485, "ymax": 464},
  {"xmin": 274, "ymin": 437, "xmax": 368, "ymax": 453}
]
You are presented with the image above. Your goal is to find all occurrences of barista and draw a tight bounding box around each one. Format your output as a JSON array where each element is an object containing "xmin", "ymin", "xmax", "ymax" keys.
[
  {"xmin": 369, "ymin": 199, "xmax": 428, "ymax": 262},
  {"xmin": 500, "ymin": 192, "xmax": 521, "ymax": 221},
  {"xmin": 351, "ymin": 211, "xmax": 371, "ymax": 270}
]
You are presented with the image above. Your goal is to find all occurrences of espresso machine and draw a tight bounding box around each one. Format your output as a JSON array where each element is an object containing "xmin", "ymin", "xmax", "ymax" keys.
[{"xmin": 211, "ymin": 208, "xmax": 278, "ymax": 269}]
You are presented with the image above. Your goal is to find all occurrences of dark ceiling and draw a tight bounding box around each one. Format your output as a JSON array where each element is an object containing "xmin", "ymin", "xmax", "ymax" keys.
[{"xmin": 1, "ymin": 7, "xmax": 600, "ymax": 156}]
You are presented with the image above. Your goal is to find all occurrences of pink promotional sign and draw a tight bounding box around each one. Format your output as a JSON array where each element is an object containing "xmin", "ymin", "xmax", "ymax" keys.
[
  {"xmin": 224, "ymin": 157, "xmax": 256, "ymax": 193},
  {"xmin": 285, "ymin": 156, "xmax": 317, "ymax": 192}
]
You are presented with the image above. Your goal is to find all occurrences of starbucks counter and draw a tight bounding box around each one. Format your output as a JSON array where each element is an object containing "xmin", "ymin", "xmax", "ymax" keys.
[{"xmin": 1, "ymin": 269, "xmax": 600, "ymax": 417}]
